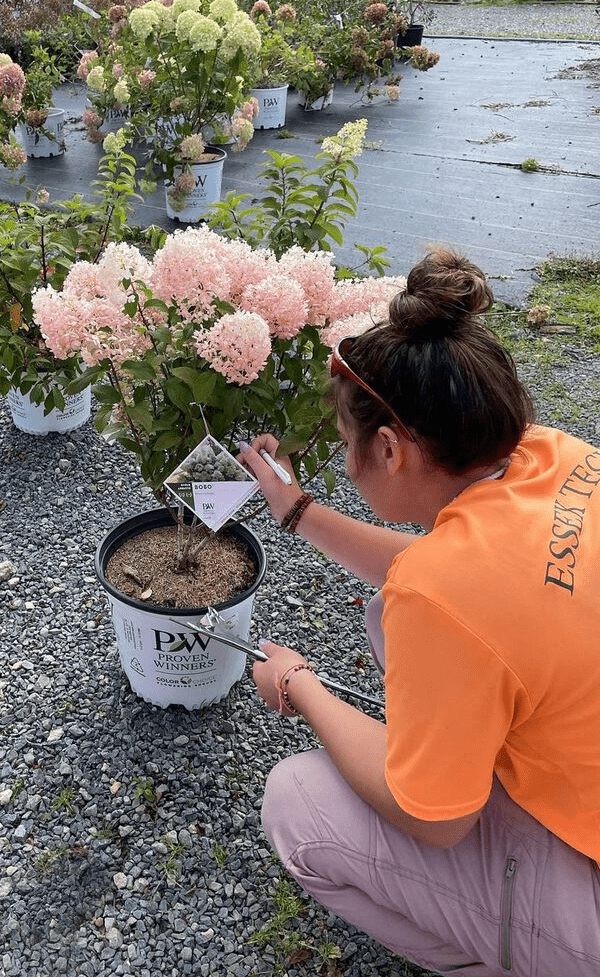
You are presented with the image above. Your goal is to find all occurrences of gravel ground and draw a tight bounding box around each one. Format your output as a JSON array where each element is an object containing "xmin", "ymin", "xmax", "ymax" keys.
[
  {"xmin": 1, "ymin": 328, "xmax": 599, "ymax": 977},
  {"xmin": 428, "ymin": 0, "xmax": 600, "ymax": 40}
]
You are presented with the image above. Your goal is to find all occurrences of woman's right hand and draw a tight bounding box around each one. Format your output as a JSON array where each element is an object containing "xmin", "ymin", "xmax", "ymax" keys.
[{"xmin": 238, "ymin": 435, "xmax": 304, "ymax": 525}]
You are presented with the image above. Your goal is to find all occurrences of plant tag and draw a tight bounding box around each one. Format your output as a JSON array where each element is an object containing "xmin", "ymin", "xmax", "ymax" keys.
[
  {"xmin": 72, "ymin": 0, "xmax": 101, "ymax": 17},
  {"xmin": 164, "ymin": 435, "xmax": 259, "ymax": 532}
]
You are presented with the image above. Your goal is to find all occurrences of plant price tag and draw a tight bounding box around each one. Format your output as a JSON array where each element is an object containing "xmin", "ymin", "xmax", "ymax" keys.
[{"xmin": 163, "ymin": 435, "xmax": 259, "ymax": 531}]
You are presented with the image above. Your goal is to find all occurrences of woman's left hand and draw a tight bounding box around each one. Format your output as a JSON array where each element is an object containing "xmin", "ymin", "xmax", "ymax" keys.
[{"xmin": 253, "ymin": 640, "xmax": 311, "ymax": 715}]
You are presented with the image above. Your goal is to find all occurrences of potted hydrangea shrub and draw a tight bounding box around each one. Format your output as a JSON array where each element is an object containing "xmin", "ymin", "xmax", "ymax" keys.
[
  {"xmin": 82, "ymin": 0, "xmax": 263, "ymax": 218},
  {"xmin": 0, "ymin": 147, "xmax": 139, "ymax": 434},
  {"xmin": 30, "ymin": 119, "xmax": 408, "ymax": 709},
  {"xmin": 0, "ymin": 54, "xmax": 28, "ymax": 173},
  {"xmin": 246, "ymin": 1, "xmax": 301, "ymax": 128},
  {"xmin": 18, "ymin": 39, "xmax": 66, "ymax": 157}
]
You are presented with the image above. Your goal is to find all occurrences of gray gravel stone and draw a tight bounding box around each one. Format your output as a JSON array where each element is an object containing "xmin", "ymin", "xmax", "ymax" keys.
[{"xmin": 429, "ymin": 0, "xmax": 600, "ymax": 41}]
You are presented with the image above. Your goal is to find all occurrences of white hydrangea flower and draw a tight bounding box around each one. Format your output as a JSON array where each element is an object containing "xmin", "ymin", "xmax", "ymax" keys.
[
  {"xmin": 209, "ymin": 0, "xmax": 239, "ymax": 24},
  {"xmin": 86, "ymin": 66, "xmax": 106, "ymax": 93},
  {"xmin": 128, "ymin": 7, "xmax": 161, "ymax": 40},
  {"xmin": 113, "ymin": 77, "xmax": 130, "ymax": 105}
]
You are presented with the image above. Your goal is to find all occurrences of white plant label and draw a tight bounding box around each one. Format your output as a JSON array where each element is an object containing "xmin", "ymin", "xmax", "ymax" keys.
[
  {"xmin": 164, "ymin": 435, "xmax": 259, "ymax": 531},
  {"xmin": 72, "ymin": 0, "xmax": 101, "ymax": 17}
]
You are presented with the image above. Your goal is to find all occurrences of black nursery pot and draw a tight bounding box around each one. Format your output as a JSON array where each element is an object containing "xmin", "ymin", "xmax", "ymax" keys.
[
  {"xmin": 95, "ymin": 508, "xmax": 267, "ymax": 710},
  {"xmin": 397, "ymin": 24, "xmax": 425, "ymax": 47}
]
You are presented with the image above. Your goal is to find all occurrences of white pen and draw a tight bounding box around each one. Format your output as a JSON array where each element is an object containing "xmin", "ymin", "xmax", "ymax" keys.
[{"xmin": 259, "ymin": 448, "xmax": 292, "ymax": 485}]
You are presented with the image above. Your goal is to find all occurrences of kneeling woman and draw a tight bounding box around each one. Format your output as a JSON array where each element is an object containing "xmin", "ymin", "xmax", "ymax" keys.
[{"xmin": 239, "ymin": 249, "xmax": 600, "ymax": 977}]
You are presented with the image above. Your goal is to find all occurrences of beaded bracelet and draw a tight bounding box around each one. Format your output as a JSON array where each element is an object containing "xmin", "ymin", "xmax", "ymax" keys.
[
  {"xmin": 278, "ymin": 663, "xmax": 314, "ymax": 716},
  {"xmin": 280, "ymin": 492, "xmax": 314, "ymax": 535}
]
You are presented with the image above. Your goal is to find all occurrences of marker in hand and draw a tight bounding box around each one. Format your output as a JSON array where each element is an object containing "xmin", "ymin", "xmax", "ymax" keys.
[{"xmin": 259, "ymin": 449, "xmax": 292, "ymax": 485}]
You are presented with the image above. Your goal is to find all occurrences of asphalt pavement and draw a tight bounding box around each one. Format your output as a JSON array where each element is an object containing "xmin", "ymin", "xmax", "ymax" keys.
[{"xmin": 1, "ymin": 27, "xmax": 599, "ymax": 307}]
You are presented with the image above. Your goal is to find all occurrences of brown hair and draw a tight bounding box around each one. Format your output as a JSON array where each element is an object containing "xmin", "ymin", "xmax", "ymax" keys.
[{"xmin": 332, "ymin": 248, "xmax": 535, "ymax": 474}]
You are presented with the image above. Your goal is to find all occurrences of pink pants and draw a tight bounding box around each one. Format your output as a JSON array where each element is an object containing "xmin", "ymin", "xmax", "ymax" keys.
[{"xmin": 261, "ymin": 595, "xmax": 600, "ymax": 977}]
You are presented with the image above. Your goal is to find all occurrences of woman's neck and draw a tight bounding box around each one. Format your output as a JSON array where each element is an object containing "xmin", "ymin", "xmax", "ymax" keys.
[{"xmin": 420, "ymin": 459, "xmax": 510, "ymax": 531}]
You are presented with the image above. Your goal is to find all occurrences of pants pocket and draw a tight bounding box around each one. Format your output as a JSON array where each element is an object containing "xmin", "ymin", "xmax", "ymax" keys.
[{"xmin": 499, "ymin": 855, "xmax": 518, "ymax": 970}]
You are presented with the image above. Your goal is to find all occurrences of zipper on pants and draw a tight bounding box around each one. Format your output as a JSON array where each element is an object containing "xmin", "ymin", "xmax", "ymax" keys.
[{"xmin": 499, "ymin": 856, "xmax": 518, "ymax": 970}]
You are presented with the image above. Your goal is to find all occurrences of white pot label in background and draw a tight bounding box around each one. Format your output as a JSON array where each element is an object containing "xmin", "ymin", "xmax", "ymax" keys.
[
  {"xmin": 164, "ymin": 434, "xmax": 259, "ymax": 531},
  {"xmin": 72, "ymin": 0, "xmax": 101, "ymax": 17}
]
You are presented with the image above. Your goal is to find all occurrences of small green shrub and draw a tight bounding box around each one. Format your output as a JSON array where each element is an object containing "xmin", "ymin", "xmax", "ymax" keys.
[{"xmin": 521, "ymin": 157, "xmax": 540, "ymax": 172}]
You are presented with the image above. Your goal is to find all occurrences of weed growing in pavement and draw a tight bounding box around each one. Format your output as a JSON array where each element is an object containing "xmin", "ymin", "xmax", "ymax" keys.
[
  {"xmin": 316, "ymin": 939, "xmax": 343, "ymax": 975},
  {"xmin": 132, "ymin": 777, "xmax": 158, "ymax": 808},
  {"xmin": 529, "ymin": 255, "xmax": 600, "ymax": 345},
  {"xmin": 521, "ymin": 157, "xmax": 540, "ymax": 172},
  {"xmin": 55, "ymin": 698, "xmax": 74, "ymax": 715},
  {"xmin": 34, "ymin": 844, "xmax": 69, "ymax": 877},
  {"xmin": 51, "ymin": 786, "xmax": 74, "ymax": 816},
  {"xmin": 482, "ymin": 252, "xmax": 600, "ymax": 431},
  {"xmin": 248, "ymin": 878, "xmax": 312, "ymax": 973},
  {"xmin": 10, "ymin": 777, "xmax": 25, "ymax": 802},
  {"xmin": 158, "ymin": 836, "xmax": 185, "ymax": 884},
  {"xmin": 211, "ymin": 842, "xmax": 228, "ymax": 869},
  {"xmin": 94, "ymin": 825, "xmax": 118, "ymax": 841}
]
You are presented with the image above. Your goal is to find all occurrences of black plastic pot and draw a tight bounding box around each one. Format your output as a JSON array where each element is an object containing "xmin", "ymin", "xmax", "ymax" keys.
[
  {"xmin": 396, "ymin": 24, "xmax": 425, "ymax": 62},
  {"xmin": 397, "ymin": 24, "xmax": 424, "ymax": 47}
]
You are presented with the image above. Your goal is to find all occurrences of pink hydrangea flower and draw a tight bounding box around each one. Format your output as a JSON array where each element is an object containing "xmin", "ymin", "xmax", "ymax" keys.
[
  {"xmin": 77, "ymin": 51, "xmax": 99, "ymax": 81},
  {"xmin": 179, "ymin": 133, "xmax": 205, "ymax": 161},
  {"xmin": 364, "ymin": 2, "xmax": 388, "ymax": 24},
  {"xmin": 0, "ymin": 63, "xmax": 26, "ymax": 97},
  {"xmin": 320, "ymin": 311, "xmax": 380, "ymax": 351},
  {"xmin": 276, "ymin": 247, "xmax": 336, "ymax": 325},
  {"xmin": 250, "ymin": 0, "xmax": 271, "ymax": 18},
  {"xmin": 240, "ymin": 275, "xmax": 308, "ymax": 339},
  {"xmin": 109, "ymin": 5, "xmax": 127, "ymax": 22},
  {"xmin": 1, "ymin": 94, "xmax": 23, "ymax": 117},
  {"xmin": 0, "ymin": 141, "xmax": 26, "ymax": 171},
  {"xmin": 83, "ymin": 108, "xmax": 103, "ymax": 128},
  {"xmin": 138, "ymin": 69, "xmax": 156, "ymax": 90},
  {"xmin": 32, "ymin": 286, "xmax": 151, "ymax": 367},
  {"xmin": 150, "ymin": 228, "xmax": 235, "ymax": 318},
  {"xmin": 240, "ymin": 97, "xmax": 259, "ymax": 121},
  {"xmin": 174, "ymin": 170, "xmax": 196, "ymax": 193},
  {"xmin": 194, "ymin": 312, "xmax": 271, "ymax": 384},
  {"xmin": 276, "ymin": 4, "xmax": 296, "ymax": 20},
  {"xmin": 327, "ymin": 275, "xmax": 407, "ymax": 323}
]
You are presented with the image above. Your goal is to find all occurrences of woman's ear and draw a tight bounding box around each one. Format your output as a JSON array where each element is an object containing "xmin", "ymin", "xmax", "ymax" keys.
[{"xmin": 377, "ymin": 426, "xmax": 403, "ymax": 473}]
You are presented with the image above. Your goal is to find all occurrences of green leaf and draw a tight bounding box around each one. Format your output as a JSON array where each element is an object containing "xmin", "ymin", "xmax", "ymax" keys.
[
  {"xmin": 192, "ymin": 371, "xmax": 217, "ymax": 405},
  {"xmin": 172, "ymin": 366, "xmax": 200, "ymax": 387},
  {"xmin": 152, "ymin": 430, "xmax": 183, "ymax": 451},
  {"xmin": 279, "ymin": 435, "xmax": 307, "ymax": 455},
  {"xmin": 64, "ymin": 374, "xmax": 92, "ymax": 395},
  {"xmin": 122, "ymin": 360, "xmax": 157, "ymax": 381},
  {"xmin": 303, "ymin": 453, "xmax": 318, "ymax": 479},
  {"xmin": 165, "ymin": 376, "xmax": 193, "ymax": 412},
  {"xmin": 127, "ymin": 405, "xmax": 154, "ymax": 433},
  {"xmin": 93, "ymin": 384, "xmax": 121, "ymax": 406},
  {"xmin": 323, "ymin": 467, "xmax": 336, "ymax": 497}
]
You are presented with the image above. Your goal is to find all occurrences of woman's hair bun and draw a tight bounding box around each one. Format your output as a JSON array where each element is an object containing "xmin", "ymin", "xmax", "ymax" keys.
[{"xmin": 388, "ymin": 248, "xmax": 494, "ymax": 342}]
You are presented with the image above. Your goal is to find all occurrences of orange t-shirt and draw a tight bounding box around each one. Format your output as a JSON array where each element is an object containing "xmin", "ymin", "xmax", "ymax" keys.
[{"xmin": 382, "ymin": 425, "xmax": 600, "ymax": 863}]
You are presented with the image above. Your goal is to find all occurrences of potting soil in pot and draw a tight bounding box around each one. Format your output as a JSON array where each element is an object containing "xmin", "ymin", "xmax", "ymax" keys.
[{"xmin": 105, "ymin": 525, "xmax": 257, "ymax": 608}]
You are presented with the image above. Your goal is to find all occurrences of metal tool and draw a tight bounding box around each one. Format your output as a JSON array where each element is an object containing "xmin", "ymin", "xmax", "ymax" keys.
[{"xmin": 168, "ymin": 611, "xmax": 385, "ymax": 711}]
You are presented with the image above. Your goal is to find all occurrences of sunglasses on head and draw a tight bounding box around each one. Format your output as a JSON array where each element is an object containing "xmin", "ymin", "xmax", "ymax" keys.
[{"xmin": 330, "ymin": 337, "xmax": 416, "ymax": 444}]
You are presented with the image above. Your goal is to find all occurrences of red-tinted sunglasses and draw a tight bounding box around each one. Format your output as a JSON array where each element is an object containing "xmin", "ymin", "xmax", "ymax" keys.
[{"xmin": 330, "ymin": 337, "xmax": 416, "ymax": 443}]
